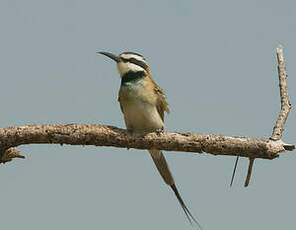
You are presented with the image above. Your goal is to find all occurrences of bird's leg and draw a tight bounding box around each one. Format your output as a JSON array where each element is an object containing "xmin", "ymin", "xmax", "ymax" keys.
[
  {"xmin": 126, "ymin": 128, "xmax": 134, "ymax": 150},
  {"xmin": 127, "ymin": 128, "xmax": 134, "ymax": 135}
]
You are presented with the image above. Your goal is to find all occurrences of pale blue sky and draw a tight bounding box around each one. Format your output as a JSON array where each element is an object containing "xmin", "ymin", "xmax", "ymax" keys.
[{"xmin": 0, "ymin": 0, "xmax": 295, "ymax": 229}]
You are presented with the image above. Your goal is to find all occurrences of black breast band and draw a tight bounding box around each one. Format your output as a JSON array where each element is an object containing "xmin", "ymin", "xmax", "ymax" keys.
[{"xmin": 121, "ymin": 71, "xmax": 146, "ymax": 85}]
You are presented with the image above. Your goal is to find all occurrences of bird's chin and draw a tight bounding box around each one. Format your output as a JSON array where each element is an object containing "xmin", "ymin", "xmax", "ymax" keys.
[
  {"xmin": 117, "ymin": 62, "xmax": 145, "ymax": 77},
  {"xmin": 117, "ymin": 62, "xmax": 128, "ymax": 77}
]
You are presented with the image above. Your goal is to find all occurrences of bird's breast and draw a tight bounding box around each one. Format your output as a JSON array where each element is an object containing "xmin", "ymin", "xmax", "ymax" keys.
[
  {"xmin": 119, "ymin": 79, "xmax": 163, "ymax": 131},
  {"xmin": 119, "ymin": 77, "xmax": 155, "ymax": 104}
]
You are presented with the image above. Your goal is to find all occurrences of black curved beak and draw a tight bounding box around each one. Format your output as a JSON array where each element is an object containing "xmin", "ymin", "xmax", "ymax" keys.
[{"xmin": 97, "ymin": 51, "xmax": 121, "ymax": 63}]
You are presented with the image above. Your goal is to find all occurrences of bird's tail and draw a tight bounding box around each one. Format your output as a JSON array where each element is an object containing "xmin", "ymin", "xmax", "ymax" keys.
[
  {"xmin": 149, "ymin": 150, "xmax": 202, "ymax": 229},
  {"xmin": 149, "ymin": 149, "xmax": 174, "ymax": 185},
  {"xmin": 230, "ymin": 156, "xmax": 240, "ymax": 187}
]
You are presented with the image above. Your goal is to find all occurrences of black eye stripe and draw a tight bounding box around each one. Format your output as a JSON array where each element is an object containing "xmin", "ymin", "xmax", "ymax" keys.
[{"xmin": 120, "ymin": 57, "xmax": 147, "ymax": 69}]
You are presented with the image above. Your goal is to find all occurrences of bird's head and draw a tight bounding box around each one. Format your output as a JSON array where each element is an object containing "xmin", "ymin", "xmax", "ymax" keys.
[{"xmin": 98, "ymin": 51, "xmax": 149, "ymax": 77}]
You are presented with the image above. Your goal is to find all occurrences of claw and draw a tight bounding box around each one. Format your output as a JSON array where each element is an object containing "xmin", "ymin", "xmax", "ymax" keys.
[{"xmin": 155, "ymin": 127, "xmax": 164, "ymax": 136}]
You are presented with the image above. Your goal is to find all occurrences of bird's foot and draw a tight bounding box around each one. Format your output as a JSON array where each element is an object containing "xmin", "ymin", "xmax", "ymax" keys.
[
  {"xmin": 155, "ymin": 127, "xmax": 164, "ymax": 136},
  {"xmin": 127, "ymin": 128, "xmax": 134, "ymax": 135},
  {"xmin": 126, "ymin": 129, "xmax": 134, "ymax": 150}
]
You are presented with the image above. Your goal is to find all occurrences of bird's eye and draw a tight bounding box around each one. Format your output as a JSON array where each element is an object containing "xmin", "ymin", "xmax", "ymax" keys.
[
  {"xmin": 130, "ymin": 58, "xmax": 137, "ymax": 63},
  {"xmin": 120, "ymin": 57, "xmax": 128, "ymax": 63},
  {"xmin": 130, "ymin": 58, "xmax": 147, "ymax": 69}
]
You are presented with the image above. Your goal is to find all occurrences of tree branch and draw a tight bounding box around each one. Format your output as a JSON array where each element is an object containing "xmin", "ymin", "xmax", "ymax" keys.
[
  {"xmin": 243, "ymin": 45, "xmax": 293, "ymax": 187},
  {"xmin": 271, "ymin": 45, "xmax": 292, "ymax": 140},
  {"xmin": 0, "ymin": 148, "xmax": 25, "ymax": 163},
  {"xmin": 244, "ymin": 158, "xmax": 255, "ymax": 187},
  {"xmin": 0, "ymin": 124, "xmax": 294, "ymax": 163}
]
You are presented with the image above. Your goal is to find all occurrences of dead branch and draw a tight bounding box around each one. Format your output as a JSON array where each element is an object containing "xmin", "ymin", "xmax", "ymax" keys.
[
  {"xmin": 0, "ymin": 148, "xmax": 25, "ymax": 163},
  {"xmin": 271, "ymin": 45, "xmax": 292, "ymax": 140},
  {"xmin": 0, "ymin": 124, "xmax": 294, "ymax": 163},
  {"xmin": 244, "ymin": 158, "xmax": 255, "ymax": 187},
  {"xmin": 242, "ymin": 45, "xmax": 293, "ymax": 186}
]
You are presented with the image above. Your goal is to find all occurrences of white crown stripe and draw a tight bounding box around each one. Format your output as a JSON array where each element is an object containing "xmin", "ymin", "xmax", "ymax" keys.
[{"xmin": 120, "ymin": 53, "xmax": 147, "ymax": 64}]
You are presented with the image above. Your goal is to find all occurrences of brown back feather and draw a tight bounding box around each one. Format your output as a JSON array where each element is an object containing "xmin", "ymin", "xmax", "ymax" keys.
[{"xmin": 146, "ymin": 71, "xmax": 170, "ymax": 122}]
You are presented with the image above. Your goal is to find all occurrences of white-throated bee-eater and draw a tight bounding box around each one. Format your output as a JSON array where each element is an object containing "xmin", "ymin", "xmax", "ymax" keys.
[{"xmin": 98, "ymin": 51, "xmax": 201, "ymax": 228}]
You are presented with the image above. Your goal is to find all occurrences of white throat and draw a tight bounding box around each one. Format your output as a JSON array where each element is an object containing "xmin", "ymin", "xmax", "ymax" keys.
[{"xmin": 117, "ymin": 62, "xmax": 145, "ymax": 77}]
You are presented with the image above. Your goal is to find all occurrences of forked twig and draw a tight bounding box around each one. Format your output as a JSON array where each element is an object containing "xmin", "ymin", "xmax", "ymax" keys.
[
  {"xmin": 243, "ymin": 45, "xmax": 293, "ymax": 187},
  {"xmin": 271, "ymin": 45, "xmax": 292, "ymax": 141}
]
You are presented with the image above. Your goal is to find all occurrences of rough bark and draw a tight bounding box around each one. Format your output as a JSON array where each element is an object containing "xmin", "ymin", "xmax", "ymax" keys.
[
  {"xmin": 271, "ymin": 45, "xmax": 292, "ymax": 140},
  {"xmin": 0, "ymin": 124, "xmax": 294, "ymax": 163}
]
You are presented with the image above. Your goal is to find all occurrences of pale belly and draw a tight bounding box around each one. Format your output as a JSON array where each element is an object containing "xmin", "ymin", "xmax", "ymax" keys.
[{"xmin": 122, "ymin": 100, "xmax": 164, "ymax": 132}]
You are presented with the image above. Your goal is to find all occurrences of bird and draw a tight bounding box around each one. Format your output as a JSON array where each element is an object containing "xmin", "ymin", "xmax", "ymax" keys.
[{"xmin": 98, "ymin": 51, "xmax": 201, "ymax": 227}]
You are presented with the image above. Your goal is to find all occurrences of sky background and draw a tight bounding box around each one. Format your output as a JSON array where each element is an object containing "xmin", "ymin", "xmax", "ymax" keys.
[{"xmin": 0, "ymin": 0, "xmax": 295, "ymax": 229}]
